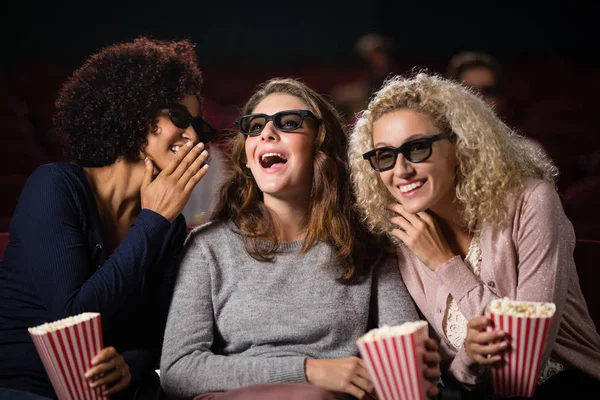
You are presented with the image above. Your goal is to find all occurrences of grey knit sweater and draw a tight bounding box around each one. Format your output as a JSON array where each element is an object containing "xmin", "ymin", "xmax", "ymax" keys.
[{"xmin": 160, "ymin": 220, "xmax": 418, "ymax": 399}]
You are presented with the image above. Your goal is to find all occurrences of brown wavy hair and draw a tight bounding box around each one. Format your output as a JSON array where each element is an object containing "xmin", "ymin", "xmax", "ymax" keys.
[{"xmin": 212, "ymin": 78, "xmax": 384, "ymax": 283}]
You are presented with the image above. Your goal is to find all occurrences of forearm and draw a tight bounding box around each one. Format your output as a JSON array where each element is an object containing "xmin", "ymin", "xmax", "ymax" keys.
[
  {"xmin": 160, "ymin": 353, "xmax": 307, "ymax": 398},
  {"xmin": 435, "ymin": 256, "xmax": 500, "ymax": 319}
]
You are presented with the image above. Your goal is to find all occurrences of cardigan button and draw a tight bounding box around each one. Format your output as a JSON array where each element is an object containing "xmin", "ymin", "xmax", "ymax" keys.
[{"xmin": 487, "ymin": 281, "xmax": 496, "ymax": 288}]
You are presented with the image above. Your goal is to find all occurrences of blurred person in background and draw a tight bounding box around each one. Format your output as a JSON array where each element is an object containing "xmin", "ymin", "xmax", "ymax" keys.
[{"xmin": 331, "ymin": 33, "xmax": 397, "ymax": 125}]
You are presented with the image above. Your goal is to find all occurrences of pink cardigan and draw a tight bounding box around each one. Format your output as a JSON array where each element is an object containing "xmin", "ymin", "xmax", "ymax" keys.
[{"xmin": 396, "ymin": 179, "xmax": 600, "ymax": 386}]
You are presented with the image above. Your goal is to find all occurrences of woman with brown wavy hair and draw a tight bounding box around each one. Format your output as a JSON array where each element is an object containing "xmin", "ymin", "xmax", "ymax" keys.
[{"xmin": 160, "ymin": 78, "xmax": 441, "ymax": 400}]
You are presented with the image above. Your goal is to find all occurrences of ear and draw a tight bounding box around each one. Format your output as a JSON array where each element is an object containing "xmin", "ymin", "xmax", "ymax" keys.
[{"xmin": 149, "ymin": 121, "xmax": 161, "ymax": 135}]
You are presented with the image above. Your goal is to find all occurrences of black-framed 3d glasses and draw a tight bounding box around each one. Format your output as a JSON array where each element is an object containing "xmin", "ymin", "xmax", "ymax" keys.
[
  {"xmin": 163, "ymin": 103, "xmax": 216, "ymax": 144},
  {"xmin": 362, "ymin": 132, "xmax": 454, "ymax": 172},
  {"xmin": 235, "ymin": 109, "xmax": 319, "ymax": 136}
]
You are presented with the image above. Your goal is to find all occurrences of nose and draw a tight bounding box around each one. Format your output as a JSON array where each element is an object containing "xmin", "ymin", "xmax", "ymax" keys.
[
  {"xmin": 259, "ymin": 121, "xmax": 280, "ymax": 141},
  {"xmin": 183, "ymin": 125, "xmax": 199, "ymax": 145},
  {"xmin": 391, "ymin": 153, "xmax": 414, "ymax": 177}
]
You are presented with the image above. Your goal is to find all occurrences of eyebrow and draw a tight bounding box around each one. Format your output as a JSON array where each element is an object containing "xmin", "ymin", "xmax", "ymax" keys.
[{"xmin": 374, "ymin": 133, "xmax": 432, "ymax": 148}]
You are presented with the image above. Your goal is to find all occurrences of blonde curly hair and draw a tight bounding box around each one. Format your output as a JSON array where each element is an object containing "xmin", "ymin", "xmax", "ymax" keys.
[{"xmin": 349, "ymin": 72, "xmax": 557, "ymax": 235}]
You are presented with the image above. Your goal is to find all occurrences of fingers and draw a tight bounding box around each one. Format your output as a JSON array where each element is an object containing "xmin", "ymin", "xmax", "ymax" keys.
[
  {"xmin": 84, "ymin": 347, "xmax": 131, "ymax": 396},
  {"xmin": 102, "ymin": 367, "xmax": 131, "ymax": 396},
  {"xmin": 161, "ymin": 141, "xmax": 195, "ymax": 175},
  {"xmin": 90, "ymin": 346, "xmax": 116, "ymax": 366},
  {"xmin": 171, "ymin": 142, "xmax": 207, "ymax": 181},
  {"xmin": 350, "ymin": 374, "xmax": 374, "ymax": 396},
  {"xmin": 88, "ymin": 367, "xmax": 120, "ymax": 389},
  {"xmin": 345, "ymin": 384, "xmax": 367, "ymax": 400},
  {"xmin": 141, "ymin": 157, "xmax": 154, "ymax": 189},
  {"xmin": 467, "ymin": 316, "xmax": 492, "ymax": 331},
  {"xmin": 423, "ymin": 339, "xmax": 441, "ymax": 368},
  {"xmin": 390, "ymin": 228, "xmax": 410, "ymax": 243},
  {"xmin": 466, "ymin": 317, "xmax": 508, "ymax": 365},
  {"xmin": 387, "ymin": 203, "xmax": 422, "ymax": 227},
  {"xmin": 178, "ymin": 148, "xmax": 209, "ymax": 185},
  {"xmin": 85, "ymin": 355, "xmax": 117, "ymax": 380},
  {"xmin": 469, "ymin": 341, "xmax": 507, "ymax": 364},
  {"xmin": 427, "ymin": 383, "xmax": 440, "ymax": 397}
]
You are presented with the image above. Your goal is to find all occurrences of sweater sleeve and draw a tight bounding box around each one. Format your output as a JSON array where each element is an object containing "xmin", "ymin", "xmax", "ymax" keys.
[
  {"xmin": 15, "ymin": 166, "xmax": 172, "ymax": 324},
  {"xmin": 160, "ymin": 232, "xmax": 307, "ymax": 399},
  {"xmin": 370, "ymin": 255, "xmax": 420, "ymax": 327}
]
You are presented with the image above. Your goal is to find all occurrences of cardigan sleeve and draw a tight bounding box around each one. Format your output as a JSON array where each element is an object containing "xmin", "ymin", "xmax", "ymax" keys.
[
  {"xmin": 445, "ymin": 181, "xmax": 573, "ymax": 387},
  {"xmin": 508, "ymin": 181, "xmax": 573, "ymax": 364}
]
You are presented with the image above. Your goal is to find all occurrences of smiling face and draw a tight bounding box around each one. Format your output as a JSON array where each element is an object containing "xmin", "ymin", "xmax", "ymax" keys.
[
  {"xmin": 144, "ymin": 94, "xmax": 200, "ymax": 172},
  {"xmin": 244, "ymin": 93, "xmax": 318, "ymax": 204},
  {"xmin": 372, "ymin": 109, "xmax": 458, "ymax": 215}
]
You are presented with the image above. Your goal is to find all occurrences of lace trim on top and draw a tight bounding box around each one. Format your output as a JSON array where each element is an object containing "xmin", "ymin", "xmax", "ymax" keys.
[{"xmin": 442, "ymin": 229, "xmax": 482, "ymax": 350}]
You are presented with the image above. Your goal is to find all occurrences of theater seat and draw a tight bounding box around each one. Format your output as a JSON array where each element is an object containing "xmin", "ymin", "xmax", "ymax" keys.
[
  {"xmin": 563, "ymin": 176, "xmax": 600, "ymax": 241},
  {"xmin": 0, "ymin": 232, "xmax": 8, "ymax": 260},
  {"xmin": 573, "ymin": 240, "xmax": 600, "ymax": 332}
]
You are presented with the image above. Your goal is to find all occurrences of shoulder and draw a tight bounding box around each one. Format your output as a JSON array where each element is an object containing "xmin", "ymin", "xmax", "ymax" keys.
[
  {"xmin": 24, "ymin": 162, "xmax": 86, "ymax": 197},
  {"xmin": 17, "ymin": 162, "xmax": 88, "ymax": 210},
  {"xmin": 508, "ymin": 178, "xmax": 570, "ymax": 237},
  {"xmin": 515, "ymin": 178, "xmax": 561, "ymax": 214},
  {"xmin": 184, "ymin": 220, "xmax": 237, "ymax": 248}
]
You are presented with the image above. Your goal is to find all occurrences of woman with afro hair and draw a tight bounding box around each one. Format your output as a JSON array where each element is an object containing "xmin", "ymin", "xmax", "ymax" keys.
[{"xmin": 0, "ymin": 37, "xmax": 213, "ymax": 399}]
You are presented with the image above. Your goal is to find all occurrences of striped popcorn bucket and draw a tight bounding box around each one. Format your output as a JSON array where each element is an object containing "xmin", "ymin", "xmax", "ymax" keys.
[
  {"xmin": 28, "ymin": 313, "xmax": 108, "ymax": 400},
  {"xmin": 356, "ymin": 321, "xmax": 431, "ymax": 400},
  {"xmin": 486, "ymin": 300, "xmax": 556, "ymax": 398}
]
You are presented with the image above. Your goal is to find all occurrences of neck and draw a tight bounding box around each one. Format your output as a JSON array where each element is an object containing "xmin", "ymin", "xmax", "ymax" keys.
[
  {"xmin": 263, "ymin": 193, "xmax": 310, "ymax": 243},
  {"xmin": 429, "ymin": 194, "xmax": 473, "ymax": 258},
  {"xmin": 83, "ymin": 159, "xmax": 145, "ymax": 220}
]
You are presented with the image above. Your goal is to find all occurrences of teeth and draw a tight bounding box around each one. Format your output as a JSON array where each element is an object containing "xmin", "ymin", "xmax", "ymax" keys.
[
  {"xmin": 399, "ymin": 181, "xmax": 424, "ymax": 193},
  {"xmin": 261, "ymin": 152, "xmax": 287, "ymax": 161},
  {"xmin": 170, "ymin": 146, "xmax": 180, "ymax": 153}
]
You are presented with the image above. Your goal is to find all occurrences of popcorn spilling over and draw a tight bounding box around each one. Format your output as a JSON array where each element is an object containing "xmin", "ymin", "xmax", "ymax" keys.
[
  {"xmin": 29, "ymin": 312, "xmax": 100, "ymax": 335},
  {"xmin": 358, "ymin": 320, "xmax": 428, "ymax": 343},
  {"xmin": 486, "ymin": 297, "xmax": 555, "ymax": 318}
]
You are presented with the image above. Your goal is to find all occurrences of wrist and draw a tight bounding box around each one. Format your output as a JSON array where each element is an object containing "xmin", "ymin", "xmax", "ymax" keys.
[{"xmin": 429, "ymin": 253, "xmax": 455, "ymax": 271}]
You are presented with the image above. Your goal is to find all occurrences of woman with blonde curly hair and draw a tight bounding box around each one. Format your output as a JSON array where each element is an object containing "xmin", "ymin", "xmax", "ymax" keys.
[{"xmin": 348, "ymin": 72, "xmax": 600, "ymax": 398}]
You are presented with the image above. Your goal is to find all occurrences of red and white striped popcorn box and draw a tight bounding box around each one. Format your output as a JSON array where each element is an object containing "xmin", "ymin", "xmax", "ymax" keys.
[
  {"xmin": 28, "ymin": 312, "xmax": 108, "ymax": 400},
  {"xmin": 485, "ymin": 298, "xmax": 556, "ymax": 398},
  {"xmin": 357, "ymin": 321, "xmax": 432, "ymax": 400}
]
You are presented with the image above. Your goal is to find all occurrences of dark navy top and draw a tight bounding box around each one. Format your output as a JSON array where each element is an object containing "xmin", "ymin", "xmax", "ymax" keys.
[{"xmin": 0, "ymin": 162, "xmax": 186, "ymax": 398}]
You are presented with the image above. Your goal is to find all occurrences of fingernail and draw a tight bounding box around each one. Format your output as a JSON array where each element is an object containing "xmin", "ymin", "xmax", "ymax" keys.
[
  {"xmin": 196, "ymin": 142, "xmax": 204, "ymax": 148},
  {"xmin": 144, "ymin": 157, "xmax": 149, "ymax": 162},
  {"xmin": 186, "ymin": 141, "xmax": 193, "ymax": 147},
  {"xmin": 500, "ymin": 341, "xmax": 508, "ymax": 348},
  {"xmin": 201, "ymin": 150, "xmax": 208, "ymax": 156}
]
